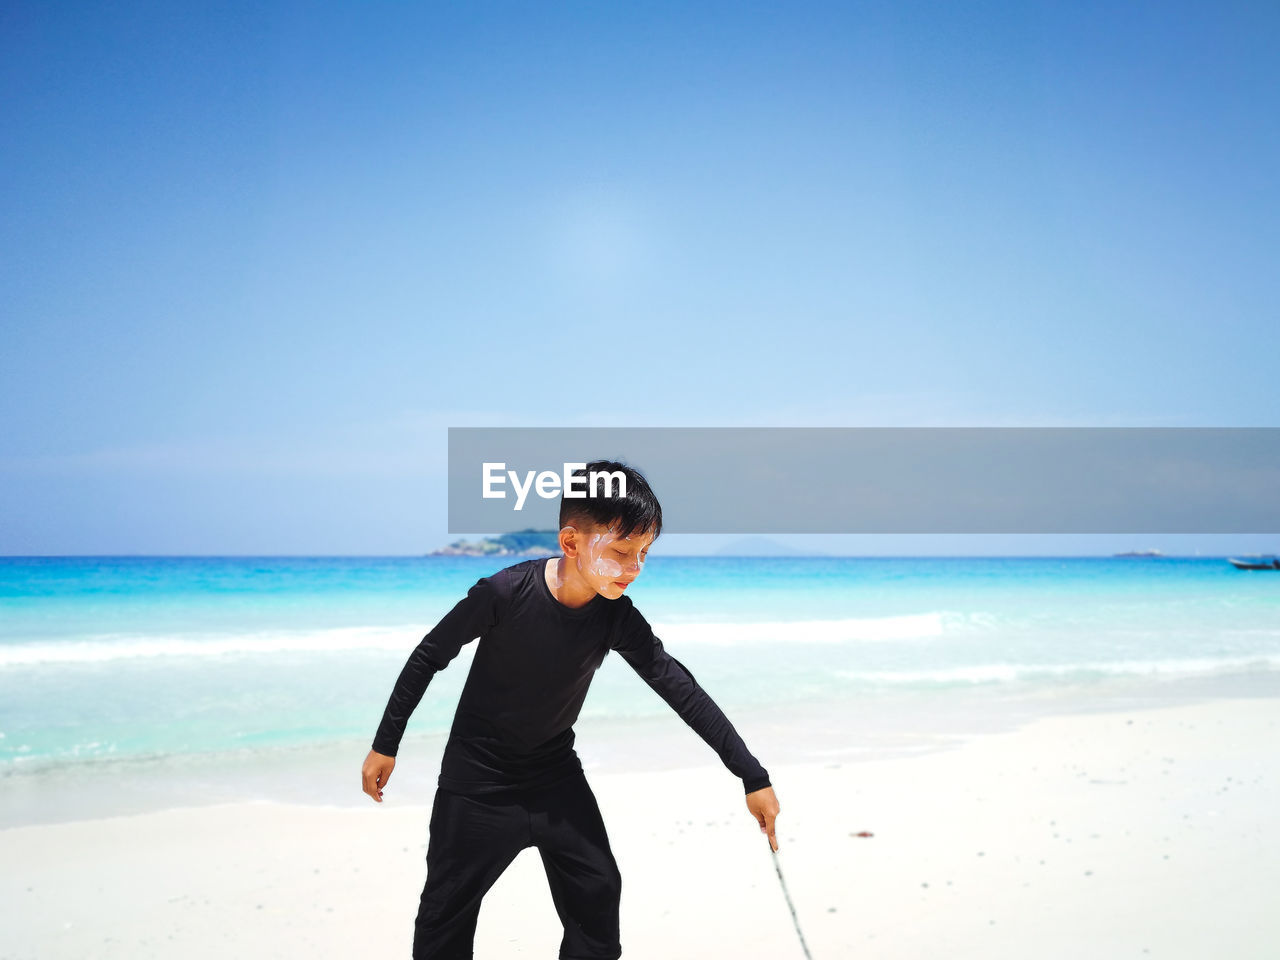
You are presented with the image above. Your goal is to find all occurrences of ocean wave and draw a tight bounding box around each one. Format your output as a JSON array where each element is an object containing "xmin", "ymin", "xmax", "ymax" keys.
[
  {"xmin": 657, "ymin": 612, "xmax": 948, "ymax": 645},
  {"xmin": 0, "ymin": 612, "xmax": 962, "ymax": 666},
  {"xmin": 835, "ymin": 654, "xmax": 1280, "ymax": 686},
  {"xmin": 0, "ymin": 625, "xmax": 430, "ymax": 666}
]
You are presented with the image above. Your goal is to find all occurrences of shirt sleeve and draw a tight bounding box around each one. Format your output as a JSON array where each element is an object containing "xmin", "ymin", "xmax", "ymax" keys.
[
  {"xmin": 611, "ymin": 600, "xmax": 772, "ymax": 794},
  {"xmin": 371, "ymin": 574, "xmax": 502, "ymax": 758}
]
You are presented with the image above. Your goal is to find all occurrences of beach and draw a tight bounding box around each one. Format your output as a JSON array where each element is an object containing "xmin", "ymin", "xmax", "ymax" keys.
[
  {"xmin": 4, "ymin": 684, "xmax": 1278, "ymax": 960},
  {"xmin": 5, "ymin": 555, "xmax": 1280, "ymax": 957}
]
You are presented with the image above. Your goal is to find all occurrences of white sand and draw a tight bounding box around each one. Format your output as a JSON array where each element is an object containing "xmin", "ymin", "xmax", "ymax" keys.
[{"xmin": 3, "ymin": 695, "xmax": 1278, "ymax": 959}]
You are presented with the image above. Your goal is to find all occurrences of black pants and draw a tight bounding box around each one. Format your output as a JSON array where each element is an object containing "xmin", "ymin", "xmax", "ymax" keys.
[{"xmin": 413, "ymin": 770, "xmax": 623, "ymax": 960}]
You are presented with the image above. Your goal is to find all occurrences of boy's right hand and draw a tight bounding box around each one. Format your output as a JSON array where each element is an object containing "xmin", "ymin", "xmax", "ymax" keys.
[
  {"xmin": 362, "ymin": 749, "xmax": 396, "ymax": 803},
  {"xmin": 746, "ymin": 785, "xmax": 780, "ymax": 851}
]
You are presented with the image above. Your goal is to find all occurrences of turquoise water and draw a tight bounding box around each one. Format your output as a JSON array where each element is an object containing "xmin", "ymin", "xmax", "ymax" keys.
[{"xmin": 2, "ymin": 555, "xmax": 1278, "ymax": 773}]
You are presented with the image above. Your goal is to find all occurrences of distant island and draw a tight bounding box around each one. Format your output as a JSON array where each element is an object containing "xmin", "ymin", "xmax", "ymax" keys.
[{"xmin": 429, "ymin": 529, "xmax": 560, "ymax": 557}]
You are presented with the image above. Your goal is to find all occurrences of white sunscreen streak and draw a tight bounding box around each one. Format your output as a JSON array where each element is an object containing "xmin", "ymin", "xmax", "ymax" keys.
[
  {"xmin": 578, "ymin": 529, "xmax": 651, "ymax": 585},
  {"xmin": 577, "ymin": 532, "xmax": 622, "ymax": 580}
]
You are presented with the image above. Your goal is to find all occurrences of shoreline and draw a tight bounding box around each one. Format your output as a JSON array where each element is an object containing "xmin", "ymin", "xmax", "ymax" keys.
[
  {"xmin": 2, "ymin": 667, "xmax": 1277, "ymax": 829},
  {"xmin": 2, "ymin": 689, "xmax": 1277, "ymax": 958}
]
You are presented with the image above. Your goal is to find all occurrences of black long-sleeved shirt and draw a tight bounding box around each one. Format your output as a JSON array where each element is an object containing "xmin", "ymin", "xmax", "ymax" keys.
[{"xmin": 372, "ymin": 557, "xmax": 771, "ymax": 795}]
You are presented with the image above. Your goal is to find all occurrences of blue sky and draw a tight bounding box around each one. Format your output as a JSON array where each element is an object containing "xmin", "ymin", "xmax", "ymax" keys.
[{"xmin": 2, "ymin": 1, "xmax": 1278, "ymax": 555}]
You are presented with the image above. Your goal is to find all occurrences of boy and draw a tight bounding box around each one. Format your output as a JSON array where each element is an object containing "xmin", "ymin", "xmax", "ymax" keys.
[{"xmin": 361, "ymin": 460, "xmax": 780, "ymax": 959}]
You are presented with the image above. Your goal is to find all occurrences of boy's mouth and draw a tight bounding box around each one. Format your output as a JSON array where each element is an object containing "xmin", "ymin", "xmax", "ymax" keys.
[{"xmin": 613, "ymin": 581, "xmax": 630, "ymax": 589}]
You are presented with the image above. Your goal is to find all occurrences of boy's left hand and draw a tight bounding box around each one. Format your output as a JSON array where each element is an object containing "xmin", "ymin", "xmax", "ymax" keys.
[{"xmin": 746, "ymin": 786, "xmax": 780, "ymax": 851}]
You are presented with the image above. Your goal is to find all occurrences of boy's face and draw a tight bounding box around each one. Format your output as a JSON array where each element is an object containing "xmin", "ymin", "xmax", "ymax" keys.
[{"xmin": 572, "ymin": 522, "xmax": 654, "ymax": 600}]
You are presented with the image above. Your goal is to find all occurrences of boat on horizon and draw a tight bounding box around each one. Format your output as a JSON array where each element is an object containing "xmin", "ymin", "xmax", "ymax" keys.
[{"xmin": 1227, "ymin": 555, "xmax": 1280, "ymax": 570}]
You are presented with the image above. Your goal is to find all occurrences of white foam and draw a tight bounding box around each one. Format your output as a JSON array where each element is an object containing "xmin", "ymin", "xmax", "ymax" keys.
[
  {"xmin": 0, "ymin": 624, "xmax": 430, "ymax": 667},
  {"xmin": 0, "ymin": 612, "xmax": 962, "ymax": 666},
  {"xmin": 835, "ymin": 654, "xmax": 1280, "ymax": 686},
  {"xmin": 657, "ymin": 612, "xmax": 948, "ymax": 645}
]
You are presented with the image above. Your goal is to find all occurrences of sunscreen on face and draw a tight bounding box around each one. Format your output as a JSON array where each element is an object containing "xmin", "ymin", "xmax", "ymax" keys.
[{"xmin": 579, "ymin": 532, "xmax": 625, "ymax": 580}]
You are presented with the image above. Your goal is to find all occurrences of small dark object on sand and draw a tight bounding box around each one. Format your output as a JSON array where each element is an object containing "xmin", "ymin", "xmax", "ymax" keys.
[{"xmin": 851, "ymin": 830, "xmax": 874, "ymax": 838}]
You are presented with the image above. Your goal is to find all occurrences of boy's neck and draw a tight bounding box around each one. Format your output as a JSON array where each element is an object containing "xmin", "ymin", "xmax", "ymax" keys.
[{"xmin": 543, "ymin": 557, "xmax": 598, "ymax": 609}]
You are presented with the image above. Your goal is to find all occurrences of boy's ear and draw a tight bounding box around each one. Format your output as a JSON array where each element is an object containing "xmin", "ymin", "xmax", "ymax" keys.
[{"xmin": 558, "ymin": 524, "xmax": 580, "ymax": 558}]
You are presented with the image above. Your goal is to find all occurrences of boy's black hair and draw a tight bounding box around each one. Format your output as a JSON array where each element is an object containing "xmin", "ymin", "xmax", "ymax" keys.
[{"xmin": 559, "ymin": 460, "xmax": 663, "ymax": 542}]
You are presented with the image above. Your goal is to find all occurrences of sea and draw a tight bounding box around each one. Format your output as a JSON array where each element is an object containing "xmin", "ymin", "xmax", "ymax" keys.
[{"xmin": 2, "ymin": 555, "xmax": 1278, "ymax": 823}]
